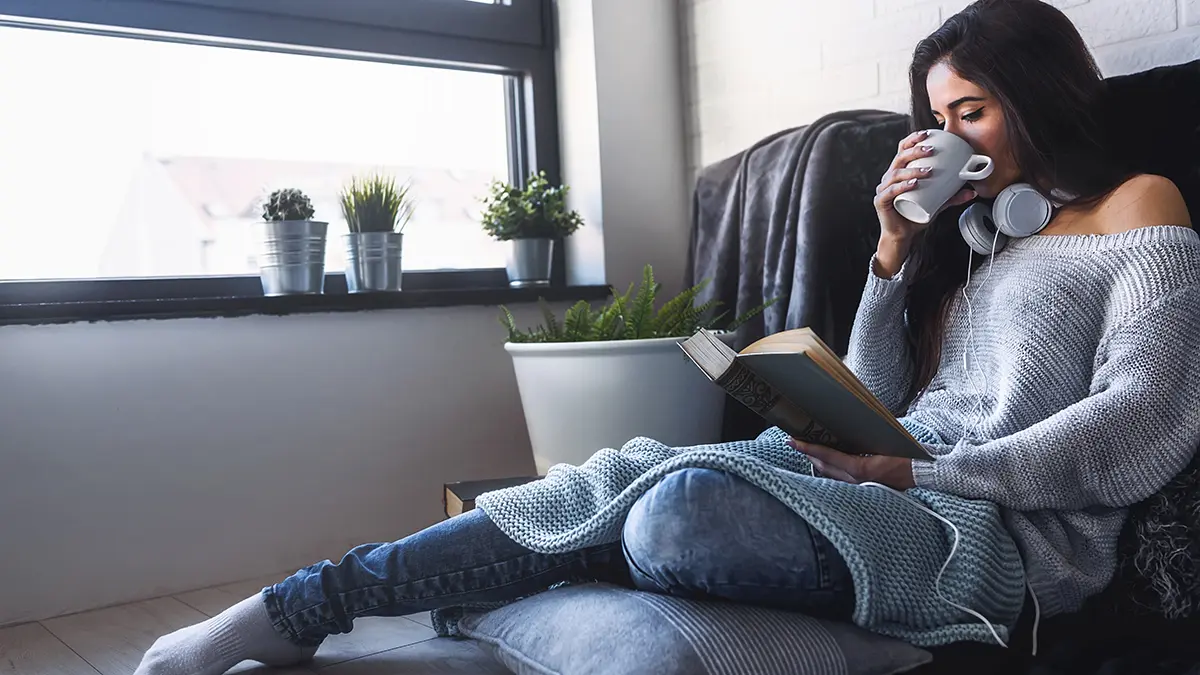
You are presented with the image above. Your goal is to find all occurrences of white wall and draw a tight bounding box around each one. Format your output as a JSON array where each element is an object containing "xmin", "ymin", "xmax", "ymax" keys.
[
  {"xmin": 559, "ymin": 0, "xmax": 692, "ymax": 299},
  {"xmin": 682, "ymin": 0, "xmax": 1200, "ymax": 173},
  {"xmin": 0, "ymin": 306, "xmax": 558, "ymax": 627}
]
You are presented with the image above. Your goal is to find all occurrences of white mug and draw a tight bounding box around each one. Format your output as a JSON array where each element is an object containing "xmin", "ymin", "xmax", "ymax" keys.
[{"xmin": 892, "ymin": 129, "xmax": 994, "ymax": 224}]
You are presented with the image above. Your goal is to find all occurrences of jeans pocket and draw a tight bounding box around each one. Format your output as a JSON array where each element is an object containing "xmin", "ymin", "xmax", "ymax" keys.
[
  {"xmin": 807, "ymin": 528, "xmax": 834, "ymax": 591},
  {"xmin": 815, "ymin": 532, "xmax": 857, "ymax": 602}
]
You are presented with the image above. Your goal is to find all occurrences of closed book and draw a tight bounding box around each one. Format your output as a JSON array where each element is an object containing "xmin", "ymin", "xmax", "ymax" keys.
[{"xmin": 444, "ymin": 476, "xmax": 540, "ymax": 518}]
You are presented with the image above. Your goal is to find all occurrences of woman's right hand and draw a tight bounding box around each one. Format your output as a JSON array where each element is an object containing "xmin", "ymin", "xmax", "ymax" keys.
[
  {"xmin": 872, "ymin": 129, "xmax": 976, "ymax": 277},
  {"xmin": 875, "ymin": 130, "xmax": 943, "ymax": 241}
]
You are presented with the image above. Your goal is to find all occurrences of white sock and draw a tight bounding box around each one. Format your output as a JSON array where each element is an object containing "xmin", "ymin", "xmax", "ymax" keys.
[{"xmin": 134, "ymin": 595, "xmax": 317, "ymax": 675}]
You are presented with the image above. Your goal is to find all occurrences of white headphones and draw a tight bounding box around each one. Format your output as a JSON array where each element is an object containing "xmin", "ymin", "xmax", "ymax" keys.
[{"xmin": 957, "ymin": 183, "xmax": 1054, "ymax": 255}]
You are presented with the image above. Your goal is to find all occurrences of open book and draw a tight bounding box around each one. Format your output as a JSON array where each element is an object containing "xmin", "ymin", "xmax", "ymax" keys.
[{"xmin": 680, "ymin": 328, "xmax": 933, "ymax": 461}]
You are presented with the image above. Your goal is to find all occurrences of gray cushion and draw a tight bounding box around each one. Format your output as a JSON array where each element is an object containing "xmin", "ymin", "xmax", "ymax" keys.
[{"xmin": 457, "ymin": 583, "xmax": 932, "ymax": 675}]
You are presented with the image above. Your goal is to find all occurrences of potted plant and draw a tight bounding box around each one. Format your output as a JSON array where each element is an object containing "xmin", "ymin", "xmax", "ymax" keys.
[
  {"xmin": 500, "ymin": 264, "xmax": 776, "ymax": 475},
  {"xmin": 340, "ymin": 174, "xmax": 415, "ymax": 293},
  {"xmin": 481, "ymin": 170, "xmax": 584, "ymax": 287},
  {"xmin": 257, "ymin": 188, "xmax": 328, "ymax": 296}
]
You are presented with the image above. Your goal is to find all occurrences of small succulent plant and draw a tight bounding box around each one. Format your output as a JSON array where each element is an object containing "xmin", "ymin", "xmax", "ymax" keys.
[
  {"xmin": 480, "ymin": 171, "xmax": 584, "ymax": 241},
  {"xmin": 340, "ymin": 174, "xmax": 415, "ymax": 234},
  {"xmin": 262, "ymin": 188, "xmax": 316, "ymax": 222}
]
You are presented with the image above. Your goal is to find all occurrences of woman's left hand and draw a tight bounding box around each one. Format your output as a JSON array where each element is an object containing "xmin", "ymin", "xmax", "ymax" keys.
[{"xmin": 787, "ymin": 439, "xmax": 915, "ymax": 490}]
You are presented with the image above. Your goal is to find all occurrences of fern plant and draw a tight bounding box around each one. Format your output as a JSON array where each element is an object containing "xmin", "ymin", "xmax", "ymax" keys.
[{"xmin": 499, "ymin": 264, "xmax": 777, "ymax": 343}]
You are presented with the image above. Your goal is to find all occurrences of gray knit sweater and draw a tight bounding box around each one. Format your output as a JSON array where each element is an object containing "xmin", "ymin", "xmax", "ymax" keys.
[{"xmin": 845, "ymin": 225, "xmax": 1200, "ymax": 617}]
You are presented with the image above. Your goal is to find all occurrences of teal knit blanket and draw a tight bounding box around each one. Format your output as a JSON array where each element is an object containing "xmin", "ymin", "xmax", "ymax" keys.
[{"xmin": 476, "ymin": 424, "xmax": 1027, "ymax": 647}]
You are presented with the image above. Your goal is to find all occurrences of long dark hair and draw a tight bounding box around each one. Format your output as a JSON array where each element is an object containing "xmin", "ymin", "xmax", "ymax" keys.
[{"xmin": 902, "ymin": 0, "xmax": 1132, "ymax": 405}]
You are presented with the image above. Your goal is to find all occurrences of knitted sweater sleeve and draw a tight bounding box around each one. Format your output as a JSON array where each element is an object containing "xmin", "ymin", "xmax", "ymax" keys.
[
  {"xmin": 912, "ymin": 284, "xmax": 1200, "ymax": 511},
  {"xmin": 844, "ymin": 254, "xmax": 915, "ymax": 416}
]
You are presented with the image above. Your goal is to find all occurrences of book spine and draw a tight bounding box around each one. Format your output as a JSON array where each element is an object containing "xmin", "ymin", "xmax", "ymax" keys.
[{"xmin": 716, "ymin": 361, "xmax": 838, "ymax": 446}]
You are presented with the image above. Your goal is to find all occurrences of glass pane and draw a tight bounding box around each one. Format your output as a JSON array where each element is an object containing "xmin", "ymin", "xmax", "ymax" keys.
[{"xmin": 0, "ymin": 26, "xmax": 512, "ymax": 281}]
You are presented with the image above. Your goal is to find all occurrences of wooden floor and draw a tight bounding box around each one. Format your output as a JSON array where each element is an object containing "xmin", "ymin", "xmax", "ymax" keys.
[{"xmin": 0, "ymin": 572, "xmax": 507, "ymax": 675}]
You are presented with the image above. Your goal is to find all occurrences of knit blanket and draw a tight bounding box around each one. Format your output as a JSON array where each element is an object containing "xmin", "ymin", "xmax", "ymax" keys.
[{"xmin": 473, "ymin": 424, "xmax": 1027, "ymax": 648}]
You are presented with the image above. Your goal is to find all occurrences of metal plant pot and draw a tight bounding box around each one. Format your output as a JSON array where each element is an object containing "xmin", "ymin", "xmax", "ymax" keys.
[
  {"xmin": 344, "ymin": 232, "xmax": 403, "ymax": 293},
  {"xmin": 257, "ymin": 220, "xmax": 328, "ymax": 296},
  {"xmin": 506, "ymin": 237, "xmax": 553, "ymax": 287}
]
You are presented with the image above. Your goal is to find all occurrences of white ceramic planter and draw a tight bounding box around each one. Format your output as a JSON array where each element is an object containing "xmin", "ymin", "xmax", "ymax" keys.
[{"xmin": 505, "ymin": 334, "xmax": 732, "ymax": 475}]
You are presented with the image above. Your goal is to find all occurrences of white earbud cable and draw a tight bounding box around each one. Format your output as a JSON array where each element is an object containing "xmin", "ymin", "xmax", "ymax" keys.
[
  {"xmin": 958, "ymin": 228, "xmax": 1001, "ymax": 443},
  {"xmin": 859, "ymin": 481, "xmax": 1008, "ymax": 648},
  {"xmin": 860, "ymin": 481, "xmax": 1041, "ymax": 655},
  {"xmin": 875, "ymin": 225, "xmax": 1041, "ymax": 655}
]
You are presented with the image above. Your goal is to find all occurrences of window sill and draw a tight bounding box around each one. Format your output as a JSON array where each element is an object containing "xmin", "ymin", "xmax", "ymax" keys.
[{"xmin": 0, "ymin": 284, "xmax": 613, "ymax": 326}]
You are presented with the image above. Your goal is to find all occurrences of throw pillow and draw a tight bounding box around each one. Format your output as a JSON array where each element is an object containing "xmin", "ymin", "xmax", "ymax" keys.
[{"xmin": 457, "ymin": 582, "xmax": 932, "ymax": 675}]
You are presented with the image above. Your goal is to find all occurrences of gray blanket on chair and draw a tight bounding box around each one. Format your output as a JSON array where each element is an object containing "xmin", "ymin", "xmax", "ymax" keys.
[{"xmin": 685, "ymin": 109, "xmax": 910, "ymax": 354}]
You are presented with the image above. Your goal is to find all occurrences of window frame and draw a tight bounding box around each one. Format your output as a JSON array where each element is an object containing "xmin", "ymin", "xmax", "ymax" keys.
[
  {"xmin": 154, "ymin": 0, "xmax": 546, "ymax": 47},
  {"xmin": 0, "ymin": 0, "xmax": 569, "ymax": 322}
]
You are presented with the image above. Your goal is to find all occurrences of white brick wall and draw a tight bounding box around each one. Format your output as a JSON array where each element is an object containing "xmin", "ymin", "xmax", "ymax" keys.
[{"xmin": 683, "ymin": 0, "xmax": 1200, "ymax": 173}]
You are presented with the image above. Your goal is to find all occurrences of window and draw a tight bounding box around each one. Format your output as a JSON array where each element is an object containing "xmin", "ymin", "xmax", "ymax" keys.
[
  {"xmin": 0, "ymin": 27, "xmax": 510, "ymax": 279},
  {"xmin": 0, "ymin": 0, "xmax": 569, "ymax": 319}
]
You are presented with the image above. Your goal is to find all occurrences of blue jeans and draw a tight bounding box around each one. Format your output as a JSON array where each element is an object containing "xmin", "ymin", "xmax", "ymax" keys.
[{"xmin": 263, "ymin": 468, "xmax": 856, "ymax": 647}]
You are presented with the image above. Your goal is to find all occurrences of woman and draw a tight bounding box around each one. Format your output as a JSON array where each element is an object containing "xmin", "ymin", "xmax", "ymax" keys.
[{"xmin": 136, "ymin": 1, "xmax": 1200, "ymax": 673}]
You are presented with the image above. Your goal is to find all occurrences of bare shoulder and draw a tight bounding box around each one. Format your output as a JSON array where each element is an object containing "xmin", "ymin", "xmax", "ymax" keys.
[{"xmin": 1094, "ymin": 174, "xmax": 1192, "ymax": 233}]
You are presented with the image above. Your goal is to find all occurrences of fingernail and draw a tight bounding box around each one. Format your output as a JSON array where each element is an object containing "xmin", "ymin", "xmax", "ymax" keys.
[
  {"xmin": 921, "ymin": 145, "xmax": 934, "ymax": 152},
  {"xmin": 921, "ymin": 166, "xmax": 933, "ymax": 173},
  {"xmin": 918, "ymin": 130, "xmax": 929, "ymax": 137},
  {"xmin": 909, "ymin": 178, "xmax": 919, "ymax": 185}
]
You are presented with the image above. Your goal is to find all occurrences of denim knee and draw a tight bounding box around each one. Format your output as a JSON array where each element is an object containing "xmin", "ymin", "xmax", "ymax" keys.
[
  {"xmin": 621, "ymin": 468, "xmax": 731, "ymax": 591},
  {"xmin": 620, "ymin": 467, "xmax": 856, "ymax": 616}
]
